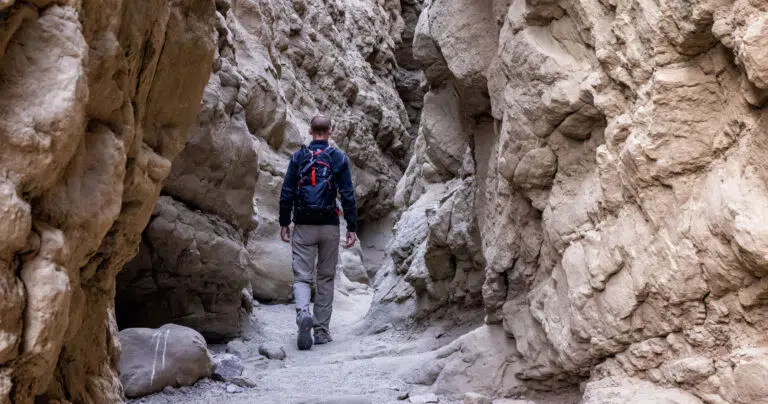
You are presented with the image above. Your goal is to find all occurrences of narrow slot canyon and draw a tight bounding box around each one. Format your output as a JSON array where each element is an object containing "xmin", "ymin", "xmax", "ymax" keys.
[{"xmin": 3, "ymin": 0, "xmax": 768, "ymax": 403}]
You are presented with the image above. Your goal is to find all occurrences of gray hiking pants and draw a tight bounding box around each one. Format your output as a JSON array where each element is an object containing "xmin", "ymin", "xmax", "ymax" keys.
[{"xmin": 292, "ymin": 224, "xmax": 340, "ymax": 333}]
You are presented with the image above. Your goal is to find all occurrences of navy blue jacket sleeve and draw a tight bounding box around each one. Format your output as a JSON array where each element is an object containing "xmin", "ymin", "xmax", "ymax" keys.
[
  {"xmin": 335, "ymin": 153, "xmax": 358, "ymax": 233},
  {"xmin": 279, "ymin": 155, "xmax": 299, "ymax": 227}
]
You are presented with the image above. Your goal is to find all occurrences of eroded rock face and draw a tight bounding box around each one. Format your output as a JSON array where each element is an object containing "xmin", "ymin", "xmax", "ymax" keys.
[
  {"xmin": 0, "ymin": 0, "xmax": 215, "ymax": 402},
  {"xmin": 374, "ymin": 0, "xmax": 768, "ymax": 402},
  {"xmin": 365, "ymin": 0, "xmax": 495, "ymax": 331},
  {"xmin": 116, "ymin": 197, "xmax": 252, "ymax": 341},
  {"xmin": 117, "ymin": 0, "xmax": 415, "ymax": 339}
]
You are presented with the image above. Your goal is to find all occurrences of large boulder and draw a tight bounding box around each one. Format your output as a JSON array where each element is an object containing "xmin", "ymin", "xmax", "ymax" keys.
[{"xmin": 118, "ymin": 324, "xmax": 215, "ymax": 398}]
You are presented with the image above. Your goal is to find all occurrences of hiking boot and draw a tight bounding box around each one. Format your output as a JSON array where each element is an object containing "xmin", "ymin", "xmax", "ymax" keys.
[
  {"xmin": 297, "ymin": 311, "xmax": 313, "ymax": 350},
  {"xmin": 314, "ymin": 328, "xmax": 333, "ymax": 345}
]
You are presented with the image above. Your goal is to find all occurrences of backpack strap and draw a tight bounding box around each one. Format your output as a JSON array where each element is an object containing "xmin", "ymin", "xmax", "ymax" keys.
[
  {"xmin": 300, "ymin": 146, "xmax": 335, "ymax": 174},
  {"xmin": 298, "ymin": 145, "xmax": 317, "ymax": 175}
]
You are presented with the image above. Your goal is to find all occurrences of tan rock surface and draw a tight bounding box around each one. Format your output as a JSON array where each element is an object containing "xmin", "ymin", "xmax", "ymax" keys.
[{"xmin": 0, "ymin": 0, "xmax": 215, "ymax": 402}]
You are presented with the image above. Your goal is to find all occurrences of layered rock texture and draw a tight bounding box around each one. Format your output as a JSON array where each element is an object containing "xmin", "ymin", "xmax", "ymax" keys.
[
  {"xmin": 0, "ymin": 0, "xmax": 215, "ymax": 402},
  {"xmin": 116, "ymin": 0, "xmax": 415, "ymax": 340},
  {"xmin": 375, "ymin": 0, "xmax": 768, "ymax": 402},
  {"xmin": 6, "ymin": 0, "xmax": 768, "ymax": 401}
]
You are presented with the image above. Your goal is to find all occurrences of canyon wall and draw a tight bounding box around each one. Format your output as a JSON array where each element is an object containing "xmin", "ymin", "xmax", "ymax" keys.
[
  {"xmin": 0, "ymin": 0, "xmax": 215, "ymax": 402},
  {"xmin": 5, "ymin": 0, "xmax": 764, "ymax": 401},
  {"xmin": 376, "ymin": 0, "xmax": 768, "ymax": 402},
  {"xmin": 116, "ymin": 0, "xmax": 416, "ymax": 340}
]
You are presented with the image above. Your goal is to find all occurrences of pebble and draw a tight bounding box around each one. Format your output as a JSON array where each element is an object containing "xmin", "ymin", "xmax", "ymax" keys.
[
  {"xmin": 463, "ymin": 392, "xmax": 492, "ymax": 404},
  {"xmin": 232, "ymin": 375, "xmax": 258, "ymax": 388},
  {"xmin": 409, "ymin": 393, "xmax": 439, "ymax": 403},
  {"xmin": 298, "ymin": 397, "xmax": 372, "ymax": 404},
  {"xmin": 226, "ymin": 384, "xmax": 241, "ymax": 394}
]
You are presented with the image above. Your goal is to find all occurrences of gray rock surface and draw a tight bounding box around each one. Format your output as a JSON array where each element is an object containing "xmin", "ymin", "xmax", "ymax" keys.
[{"xmin": 118, "ymin": 324, "xmax": 215, "ymax": 398}]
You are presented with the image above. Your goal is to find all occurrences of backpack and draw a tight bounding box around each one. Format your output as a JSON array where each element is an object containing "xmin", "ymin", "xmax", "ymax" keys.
[{"xmin": 294, "ymin": 145, "xmax": 339, "ymax": 216}]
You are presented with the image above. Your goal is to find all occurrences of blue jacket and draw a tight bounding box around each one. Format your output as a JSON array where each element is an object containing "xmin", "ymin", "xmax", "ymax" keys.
[{"xmin": 279, "ymin": 140, "xmax": 358, "ymax": 232}]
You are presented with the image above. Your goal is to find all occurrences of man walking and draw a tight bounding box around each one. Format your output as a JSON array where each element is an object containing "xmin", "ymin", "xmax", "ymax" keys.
[{"xmin": 279, "ymin": 115, "xmax": 358, "ymax": 350}]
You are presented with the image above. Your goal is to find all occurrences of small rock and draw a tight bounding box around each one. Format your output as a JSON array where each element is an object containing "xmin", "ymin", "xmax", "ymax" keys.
[
  {"xmin": 259, "ymin": 343, "xmax": 287, "ymax": 360},
  {"xmin": 298, "ymin": 397, "xmax": 372, "ymax": 404},
  {"xmin": 410, "ymin": 393, "xmax": 439, "ymax": 403},
  {"xmin": 226, "ymin": 384, "xmax": 240, "ymax": 394},
  {"xmin": 162, "ymin": 386, "xmax": 176, "ymax": 394},
  {"xmin": 232, "ymin": 375, "xmax": 257, "ymax": 388},
  {"xmin": 213, "ymin": 353, "xmax": 244, "ymax": 381},
  {"xmin": 226, "ymin": 339, "xmax": 260, "ymax": 359},
  {"xmin": 464, "ymin": 392, "xmax": 492, "ymax": 404},
  {"xmin": 398, "ymin": 392, "xmax": 410, "ymax": 400}
]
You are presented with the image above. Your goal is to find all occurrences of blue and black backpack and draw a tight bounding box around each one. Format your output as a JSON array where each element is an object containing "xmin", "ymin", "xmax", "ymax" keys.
[{"xmin": 294, "ymin": 146, "xmax": 340, "ymax": 217}]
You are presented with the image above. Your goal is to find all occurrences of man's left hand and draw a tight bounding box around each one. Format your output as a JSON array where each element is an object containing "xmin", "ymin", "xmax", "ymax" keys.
[
  {"xmin": 345, "ymin": 232, "xmax": 357, "ymax": 248},
  {"xmin": 280, "ymin": 226, "xmax": 291, "ymax": 243}
]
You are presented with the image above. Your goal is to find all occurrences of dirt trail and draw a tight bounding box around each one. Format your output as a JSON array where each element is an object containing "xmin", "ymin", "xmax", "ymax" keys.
[{"xmin": 129, "ymin": 281, "xmax": 479, "ymax": 404}]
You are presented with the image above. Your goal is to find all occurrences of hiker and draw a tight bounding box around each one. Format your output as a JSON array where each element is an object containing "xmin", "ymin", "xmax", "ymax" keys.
[{"xmin": 278, "ymin": 115, "xmax": 358, "ymax": 351}]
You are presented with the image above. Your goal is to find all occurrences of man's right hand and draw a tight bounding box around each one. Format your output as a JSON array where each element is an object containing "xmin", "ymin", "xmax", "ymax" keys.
[{"xmin": 280, "ymin": 226, "xmax": 291, "ymax": 243}]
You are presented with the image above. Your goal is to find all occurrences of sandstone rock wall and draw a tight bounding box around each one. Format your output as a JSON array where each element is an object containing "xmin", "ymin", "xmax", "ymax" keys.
[
  {"xmin": 364, "ymin": 0, "xmax": 496, "ymax": 329},
  {"xmin": 380, "ymin": 0, "xmax": 768, "ymax": 401},
  {"xmin": 116, "ymin": 0, "xmax": 416, "ymax": 340},
  {"xmin": 0, "ymin": 0, "xmax": 215, "ymax": 402}
]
